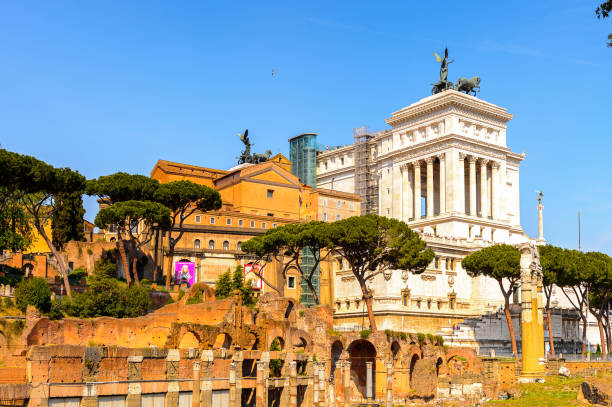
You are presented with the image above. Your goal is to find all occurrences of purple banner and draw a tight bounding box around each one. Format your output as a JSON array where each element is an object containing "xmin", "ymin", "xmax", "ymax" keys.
[{"xmin": 175, "ymin": 261, "xmax": 195, "ymax": 287}]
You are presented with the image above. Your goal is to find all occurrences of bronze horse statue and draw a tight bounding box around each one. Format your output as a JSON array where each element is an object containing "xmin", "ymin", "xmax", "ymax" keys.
[{"xmin": 455, "ymin": 76, "xmax": 481, "ymax": 96}]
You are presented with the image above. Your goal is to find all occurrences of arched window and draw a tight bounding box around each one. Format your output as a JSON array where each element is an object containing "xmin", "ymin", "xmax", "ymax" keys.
[
  {"xmin": 208, "ymin": 240, "xmax": 215, "ymax": 250},
  {"xmin": 194, "ymin": 239, "xmax": 201, "ymax": 249},
  {"xmin": 237, "ymin": 241, "xmax": 242, "ymax": 251},
  {"xmin": 223, "ymin": 241, "xmax": 229, "ymax": 250}
]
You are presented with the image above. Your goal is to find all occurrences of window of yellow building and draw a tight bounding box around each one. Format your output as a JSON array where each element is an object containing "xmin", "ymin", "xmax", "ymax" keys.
[
  {"xmin": 226, "ymin": 218, "xmax": 231, "ymax": 225},
  {"xmin": 223, "ymin": 241, "xmax": 229, "ymax": 250},
  {"xmin": 267, "ymin": 189, "xmax": 274, "ymax": 198},
  {"xmin": 238, "ymin": 219, "xmax": 244, "ymax": 227},
  {"xmin": 208, "ymin": 240, "xmax": 215, "ymax": 250},
  {"xmin": 194, "ymin": 239, "xmax": 201, "ymax": 249},
  {"xmin": 195, "ymin": 215, "xmax": 201, "ymax": 223},
  {"xmin": 210, "ymin": 217, "xmax": 215, "ymax": 225},
  {"xmin": 287, "ymin": 276, "xmax": 295, "ymax": 289}
]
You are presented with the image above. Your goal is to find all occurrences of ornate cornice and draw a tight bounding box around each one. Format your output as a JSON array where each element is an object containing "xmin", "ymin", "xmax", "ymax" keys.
[{"xmin": 386, "ymin": 90, "xmax": 513, "ymax": 127}]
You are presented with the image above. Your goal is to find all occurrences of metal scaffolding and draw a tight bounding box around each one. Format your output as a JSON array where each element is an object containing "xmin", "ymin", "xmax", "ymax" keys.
[{"xmin": 353, "ymin": 126, "xmax": 379, "ymax": 215}]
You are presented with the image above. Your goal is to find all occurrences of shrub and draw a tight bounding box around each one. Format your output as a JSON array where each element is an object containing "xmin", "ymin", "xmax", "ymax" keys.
[
  {"xmin": 123, "ymin": 285, "xmax": 151, "ymax": 317},
  {"xmin": 417, "ymin": 333, "xmax": 426, "ymax": 345},
  {"xmin": 186, "ymin": 289, "xmax": 203, "ymax": 305},
  {"xmin": 15, "ymin": 277, "xmax": 52, "ymax": 313},
  {"xmin": 426, "ymin": 333, "xmax": 435, "ymax": 344},
  {"xmin": 178, "ymin": 290, "xmax": 186, "ymax": 301},
  {"xmin": 214, "ymin": 271, "xmax": 232, "ymax": 299},
  {"xmin": 46, "ymin": 299, "xmax": 64, "ymax": 320},
  {"xmin": 68, "ymin": 268, "xmax": 88, "ymax": 284},
  {"xmin": 63, "ymin": 267, "xmax": 151, "ymax": 319},
  {"xmin": 3, "ymin": 297, "xmax": 14, "ymax": 308},
  {"xmin": 360, "ymin": 329, "xmax": 371, "ymax": 339},
  {"xmin": 435, "ymin": 335, "xmax": 444, "ymax": 346}
]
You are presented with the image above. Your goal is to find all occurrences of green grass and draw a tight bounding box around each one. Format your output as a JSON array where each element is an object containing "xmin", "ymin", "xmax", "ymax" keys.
[{"xmin": 488, "ymin": 376, "xmax": 584, "ymax": 406}]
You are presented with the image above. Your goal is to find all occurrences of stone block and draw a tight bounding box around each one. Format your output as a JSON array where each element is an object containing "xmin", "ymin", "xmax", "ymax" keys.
[{"xmin": 410, "ymin": 357, "xmax": 437, "ymax": 398}]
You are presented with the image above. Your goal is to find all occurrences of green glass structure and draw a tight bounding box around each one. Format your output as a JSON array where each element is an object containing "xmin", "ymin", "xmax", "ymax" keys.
[
  {"xmin": 288, "ymin": 133, "xmax": 319, "ymax": 306},
  {"xmin": 289, "ymin": 133, "xmax": 318, "ymax": 189}
]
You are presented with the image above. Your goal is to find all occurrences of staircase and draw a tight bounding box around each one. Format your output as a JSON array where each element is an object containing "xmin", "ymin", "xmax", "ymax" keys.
[{"xmin": 437, "ymin": 308, "xmax": 518, "ymax": 356}]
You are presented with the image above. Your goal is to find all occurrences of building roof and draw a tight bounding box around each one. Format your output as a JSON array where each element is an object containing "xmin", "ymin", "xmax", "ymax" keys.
[
  {"xmin": 313, "ymin": 188, "xmax": 361, "ymax": 201},
  {"xmin": 150, "ymin": 159, "xmax": 229, "ymax": 180}
]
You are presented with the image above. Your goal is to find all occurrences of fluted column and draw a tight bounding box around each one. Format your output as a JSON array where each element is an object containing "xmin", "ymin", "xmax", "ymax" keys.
[
  {"xmin": 401, "ymin": 165, "xmax": 409, "ymax": 221},
  {"xmin": 414, "ymin": 163, "xmax": 421, "ymax": 219},
  {"xmin": 491, "ymin": 162, "xmax": 499, "ymax": 220},
  {"xmin": 457, "ymin": 153, "xmax": 466, "ymax": 214},
  {"xmin": 377, "ymin": 171, "xmax": 382, "ymax": 215},
  {"xmin": 426, "ymin": 157, "xmax": 434, "ymax": 218},
  {"xmin": 439, "ymin": 153, "xmax": 446, "ymax": 214},
  {"xmin": 468, "ymin": 156, "xmax": 477, "ymax": 216},
  {"xmin": 480, "ymin": 159, "xmax": 488, "ymax": 218}
]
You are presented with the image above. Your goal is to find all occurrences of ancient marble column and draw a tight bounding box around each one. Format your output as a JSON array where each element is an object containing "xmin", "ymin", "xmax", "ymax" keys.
[
  {"xmin": 256, "ymin": 361, "xmax": 266, "ymax": 407},
  {"xmin": 229, "ymin": 361, "xmax": 237, "ymax": 407},
  {"xmin": 386, "ymin": 361, "xmax": 393, "ymax": 407},
  {"xmin": 519, "ymin": 243, "xmax": 546, "ymax": 379},
  {"xmin": 313, "ymin": 362, "xmax": 319, "ymax": 406},
  {"xmin": 401, "ymin": 165, "xmax": 409, "ymax": 221},
  {"xmin": 439, "ymin": 153, "xmax": 446, "ymax": 214},
  {"xmin": 366, "ymin": 361, "xmax": 373, "ymax": 401},
  {"xmin": 201, "ymin": 350, "xmax": 214, "ymax": 407},
  {"xmin": 457, "ymin": 153, "xmax": 466, "ymax": 214},
  {"xmin": 414, "ymin": 163, "xmax": 421, "ymax": 219},
  {"xmin": 343, "ymin": 361, "xmax": 352, "ymax": 407},
  {"xmin": 491, "ymin": 162, "xmax": 499, "ymax": 220},
  {"xmin": 289, "ymin": 361, "xmax": 297, "ymax": 407},
  {"xmin": 468, "ymin": 156, "xmax": 477, "ymax": 216},
  {"xmin": 166, "ymin": 349, "xmax": 180, "ymax": 407},
  {"xmin": 126, "ymin": 356, "xmax": 142, "ymax": 407},
  {"xmin": 192, "ymin": 361, "xmax": 201, "ymax": 407},
  {"xmin": 480, "ymin": 159, "xmax": 488, "ymax": 218},
  {"xmin": 426, "ymin": 157, "xmax": 434, "ymax": 218}
]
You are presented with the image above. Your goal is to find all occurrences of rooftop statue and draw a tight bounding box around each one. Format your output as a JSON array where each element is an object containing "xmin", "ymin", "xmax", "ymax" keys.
[
  {"xmin": 430, "ymin": 48, "xmax": 481, "ymax": 96},
  {"xmin": 237, "ymin": 129, "xmax": 272, "ymax": 165},
  {"xmin": 431, "ymin": 48, "xmax": 455, "ymax": 95}
]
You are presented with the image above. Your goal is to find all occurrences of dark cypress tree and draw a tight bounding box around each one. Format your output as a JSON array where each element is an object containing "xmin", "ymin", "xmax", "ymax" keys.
[
  {"xmin": 214, "ymin": 271, "xmax": 232, "ymax": 299},
  {"xmin": 52, "ymin": 191, "xmax": 85, "ymax": 250}
]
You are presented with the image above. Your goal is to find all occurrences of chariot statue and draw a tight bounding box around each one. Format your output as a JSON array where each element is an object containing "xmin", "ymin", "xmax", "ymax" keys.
[
  {"xmin": 430, "ymin": 48, "xmax": 482, "ymax": 96},
  {"xmin": 237, "ymin": 129, "xmax": 272, "ymax": 165}
]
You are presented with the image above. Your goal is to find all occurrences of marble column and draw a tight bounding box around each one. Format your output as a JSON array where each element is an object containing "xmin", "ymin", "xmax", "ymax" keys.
[
  {"xmin": 366, "ymin": 361, "xmax": 373, "ymax": 400},
  {"xmin": 401, "ymin": 165, "xmax": 409, "ymax": 221},
  {"xmin": 343, "ymin": 361, "xmax": 352, "ymax": 407},
  {"xmin": 457, "ymin": 153, "xmax": 466, "ymax": 214},
  {"xmin": 386, "ymin": 362, "xmax": 393, "ymax": 407},
  {"xmin": 192, "ymin": 361, "xmax": 201, "ymax": 407},
  {"xmin": 491, "ymin": 162, "xmax": 499, "ymax": 220},
  {"xmin": 378, "ymin": 172, "xmax": 383, "ymax": 216},
  {"xmin": 426, "ymin": 157, "xmax": 434, "ymax": 218},
  {"xmin": 468, "ymin": 156, "xmax": 477, "ymax": 216},
  {"xmin": 414, "ymin": 163, "xmax": 421, "ymax": 219},
  {"xmin": 439, "ymin": 153, "xmax": 446, "ymax": 214},
  {"xmin": 480, "ymin": 159, "xmax": 488, "ymax": 218}
]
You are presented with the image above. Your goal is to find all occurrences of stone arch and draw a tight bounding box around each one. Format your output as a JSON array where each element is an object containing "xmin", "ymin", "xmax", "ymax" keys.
[
  {"xmin": 409, "ymin": 354, "xmax": 420, "ymax": 388},
  {"xmin": 269, "ymin": 336, "xmax": 285, "ymax": 352},
  {"xmin": 436, "ymin": 357, "xmax": 444, "ymax": 376},
  {"xmin": 246, "ymin": 333, "xmax": 259, "ymax": 350},
  {"xmin": 330, "ymin": 340, "xmax": 343, "ymax": 382},
  {"xmin": 178, "ymin": 331, "xmax": 199, "ymax": 349},
  {"xmin": 292, "ymin": 336, "xmax": 308, "ymax": 353},
  {"xmin": 348, "ymin": 339, "xmax": 376, "ymax": 400},
  {"xmin": 390, "ymin": 341, "xmax": 400, "ymax": 360},
  {"xmin": 213, "ymin": 333, "xmax": 232, "ymax": 349},
  {"xmin": 445, "ymin": 348, "xmax": 475, "ymax": 372}
]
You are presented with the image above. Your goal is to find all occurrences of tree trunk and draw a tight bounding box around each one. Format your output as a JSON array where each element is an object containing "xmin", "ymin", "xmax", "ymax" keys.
[
  {"xmin": 152, "ymin": 228, "xmax": 160, "ymax": 283},
  {"xmin": 131, "ymin": 256, "xmax": 140, "ymax": 286},
  {"xmin": 598, "ymin": 319, "xmax": 607, "ymax": 360},
  {"xmin": 304, "ymin": 277, "xmax": 319, "ymax": 305},
  {"xmin": 357, "ymin": 276, "xmax": 376, "ymax": 331},
  {"xmin": 504, "ymin": 302, "xmax": 518, "ymax": 356},
  {"xmin": 582, "ymin": 316, "xmax": 587, "ymax": 358},
  {"xmin": 165, "ymin": 245, "xmax": 173, "ymax": 290},
  {"xmin": 118, "ymin": 239, "xmax": 131, "ymax": 287},
  {"xmin": 36, "ymin": 220, "xmax": 71, "ymax": 296},
  {"xmin": 607, "ymin": 313, "xmax": 612, "ymax": 354},
  {"xmin": 547, "ymin": 308, "xmax": 556, "ymax": 358},
  {"xmin": 129, "ymin": 241, "xmax": 139, "ymax": 286}
]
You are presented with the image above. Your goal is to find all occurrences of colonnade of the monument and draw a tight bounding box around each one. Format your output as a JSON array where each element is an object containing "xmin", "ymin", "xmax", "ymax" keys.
[{"xmin": 388, "ymin": 152, "xmax": 502, "ymax": 221}]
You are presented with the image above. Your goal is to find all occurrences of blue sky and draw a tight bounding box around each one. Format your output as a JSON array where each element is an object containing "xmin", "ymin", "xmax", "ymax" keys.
[{"xmin": 1, "ymin": 1, "xmax": 610, "ymax": 253}]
